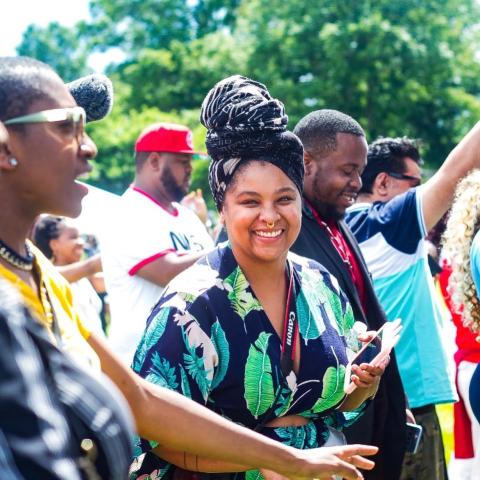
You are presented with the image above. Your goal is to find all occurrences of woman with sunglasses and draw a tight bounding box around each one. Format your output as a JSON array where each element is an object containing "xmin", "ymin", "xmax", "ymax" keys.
[
  {"xmin": 0, "ymin": 57, "xmax": 377, "ymax": 479},
  {"xmin": 130, "ymin": 76, "xmax": 386, "ymax": 480}
]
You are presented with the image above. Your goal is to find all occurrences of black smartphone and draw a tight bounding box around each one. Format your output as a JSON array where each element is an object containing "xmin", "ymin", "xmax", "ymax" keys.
[
  {"xmin": 405, "ymin": 422, "xmax": 423, "ymax": 454},
  {"xmin": 343, "ymin": 323, "xmax": 386, "ymax": 394}
]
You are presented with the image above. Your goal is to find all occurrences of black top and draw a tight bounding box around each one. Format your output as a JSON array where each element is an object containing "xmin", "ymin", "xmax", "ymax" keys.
[
  {"xmin": 291, "ymin": 202, "xmax": 407, "ymax": 480},
  {"xmin": 0, "ymin": 280, "xmax": 133, "ymax": 480}
]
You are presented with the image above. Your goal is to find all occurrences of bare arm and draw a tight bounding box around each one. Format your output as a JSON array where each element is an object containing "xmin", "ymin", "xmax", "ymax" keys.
[
  {"xmin": 136, "ymin": 251, "xmax": 209, "ymax": 287},
  {"xmin": 88, "ymin": 273, "xmax": 105, "ymax": 293},
  {"xmin": 87, "ymin": 333, "xmax": 376, "ymax": 480},
  {"xmin": 57, "ymin": 254, "xmax": 102, "ymax": 283},
  {"xmin": 153, "ymin": 446, "xmax": 247, "ymax": 473},
  {"xmin": 422, "ymin": 121, "xmax": 480, "ymax": 231}
]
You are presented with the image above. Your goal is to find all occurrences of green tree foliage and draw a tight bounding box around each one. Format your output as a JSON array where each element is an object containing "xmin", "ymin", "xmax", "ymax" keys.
[
  {"xmin": 116, "ymin": 31, "xmax": 247, "ymax": 111},
  {"xmin": 237, "ymin": 0, "xmax": 480, "ymax": 166},
  {"xmin": 85, "ymin": 83, "xmax": 214, "ymax": 205},
  {"xmin": 15, "ymin": 0, "xmax": 480, "ymax": 190},
  {"xmin": 86, "ymin": 0, "xmax": 193, "ymax": 54},
  {"xmin": 190, "ymin": 157, "xmax": 214, "ymax": 209},
  {"xmin": 193, "ymin": 0, "xmax": 241, "ymax": 37},
  {"xmin": 85, "ymin": 0, "xmax": 241, "ymax": 53},
  {"xmin": 16, "ymin": 23, "xmax": 90, "ymax": 81}
]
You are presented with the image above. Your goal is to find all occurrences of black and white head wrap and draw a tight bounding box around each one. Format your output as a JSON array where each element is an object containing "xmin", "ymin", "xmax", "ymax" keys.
[{"xmin": 200, "ymin": 75, "xmax": 304, "ymax": 210}]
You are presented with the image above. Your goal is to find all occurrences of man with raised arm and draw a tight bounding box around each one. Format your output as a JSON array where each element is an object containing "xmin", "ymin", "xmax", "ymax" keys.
[{"xmin": 344, "ymin": 134, "xmax": 477, "ymax": 479}]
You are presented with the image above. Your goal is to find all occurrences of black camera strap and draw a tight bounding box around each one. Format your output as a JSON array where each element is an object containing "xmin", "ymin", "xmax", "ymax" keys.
[{"xmin": 280, "ymin": 260, "xmax": 299, "ymax": 377}]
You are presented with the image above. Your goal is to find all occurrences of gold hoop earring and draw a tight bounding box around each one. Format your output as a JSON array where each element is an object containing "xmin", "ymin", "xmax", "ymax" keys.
[{"xmin": 266, "ymin": 221, "xmax": 275, "ymax": 229}]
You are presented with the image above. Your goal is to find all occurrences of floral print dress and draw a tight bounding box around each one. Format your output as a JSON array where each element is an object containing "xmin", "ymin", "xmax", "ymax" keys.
[{"xmin": 130, "ymin": 243, "xmax": 364, "ymax": 480}]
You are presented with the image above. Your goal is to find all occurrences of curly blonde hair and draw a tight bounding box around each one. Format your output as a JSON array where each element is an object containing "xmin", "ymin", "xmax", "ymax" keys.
[{"xmin": 442, "ymin": 169, "xmax": 480, "ymax": 333}]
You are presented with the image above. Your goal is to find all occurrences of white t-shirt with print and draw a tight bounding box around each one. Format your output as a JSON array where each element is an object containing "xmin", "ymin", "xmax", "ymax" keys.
[{"xmin": 101, "ymin": 187, "xmax": 214, "ymax": 363}]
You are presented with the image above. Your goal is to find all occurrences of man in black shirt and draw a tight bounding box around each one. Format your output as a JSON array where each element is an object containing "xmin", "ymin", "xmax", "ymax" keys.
[{"xmin": 291, "ymin": 109, "xmax": 407, "ymax": 480}]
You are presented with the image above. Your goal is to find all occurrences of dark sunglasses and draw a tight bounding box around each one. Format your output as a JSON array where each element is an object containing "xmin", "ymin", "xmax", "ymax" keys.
[{"xmin": 387, "ymin": 171, "xmax": 422, "ymax": 186}]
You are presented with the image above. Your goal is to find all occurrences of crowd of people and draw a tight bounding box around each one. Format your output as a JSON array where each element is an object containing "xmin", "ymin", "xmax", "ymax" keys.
[{"xmin": 1, "ymin": 55, "xmax": 480, "ymax": 480}]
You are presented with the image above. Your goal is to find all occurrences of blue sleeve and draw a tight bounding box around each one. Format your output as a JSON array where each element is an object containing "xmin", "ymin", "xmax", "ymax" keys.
[
  {"xmin": 470, "ymin": 230, "xmax": 480, "ymax": 294},
  {"xmin": 346, "ymin": 189, "xmax": 425, "ymax": 255}
]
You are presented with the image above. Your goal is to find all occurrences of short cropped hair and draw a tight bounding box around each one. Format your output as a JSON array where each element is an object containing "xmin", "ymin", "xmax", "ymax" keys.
[
  {"xmin": 361, "ymin": 137, "xmax": 422, "ymax": 194},
  {"xmin": 293, "ymin": 109, "xmax": 365, "ymax": 157},
  {"xmin": 33, "ymin": 215, "xmax": 66, "ymax": 260},
  {"xmin": 0, "ymin": 57, "xmax": 59, "ymax": 122}
]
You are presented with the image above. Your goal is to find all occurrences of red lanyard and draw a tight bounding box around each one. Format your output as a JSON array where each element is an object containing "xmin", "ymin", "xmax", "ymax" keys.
[
  {"xmin": 253, "ymin": 262, "xmax": 299, "ymax": 431},
  {"xmin": 307, "ymin": 201, "xmax": 353, "ymax": 272}
]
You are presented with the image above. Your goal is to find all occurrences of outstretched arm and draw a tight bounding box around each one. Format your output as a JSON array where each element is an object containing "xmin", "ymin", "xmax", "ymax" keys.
[
  {"xmin": 56, "ymin": 253, "xmax": 102, "ymax": 283},
  {"xmin": 135, "ymin": 251, "xmax": 209, "ymax": 287},
  {"xmin": 88, "ymin": 333, "xmax": 376, "ymax": 480},
  {"xmin": 422, "ymin": 121, "xmax": 480, "ymax": 231}
]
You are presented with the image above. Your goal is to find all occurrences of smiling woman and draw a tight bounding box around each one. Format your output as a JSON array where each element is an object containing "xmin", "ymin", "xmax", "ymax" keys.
[
  {"xmin": 130, "ymin": 75, "xmax": 385, "ymax": 480},
  {"xmin": 221, "ymin": 160, "xmax": 301, "ymax": 267}
]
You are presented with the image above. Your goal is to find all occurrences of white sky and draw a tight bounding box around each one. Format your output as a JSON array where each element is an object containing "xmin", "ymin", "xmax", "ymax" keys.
[{"xmin": 0, "ymin": 0, "xmax": 123, "ymax": 71}]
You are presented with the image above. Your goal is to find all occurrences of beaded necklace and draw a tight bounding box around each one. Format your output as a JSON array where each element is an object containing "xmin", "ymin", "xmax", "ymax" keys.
[{"xmin": 0, "ymin": 238, "xmax": 34, "ymax": 271}]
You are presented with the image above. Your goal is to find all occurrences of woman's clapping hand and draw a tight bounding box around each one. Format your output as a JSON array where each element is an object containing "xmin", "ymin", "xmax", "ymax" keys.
[{"xmin": 262, "ymin": 444, "xmax": 378, "ymax": 480}]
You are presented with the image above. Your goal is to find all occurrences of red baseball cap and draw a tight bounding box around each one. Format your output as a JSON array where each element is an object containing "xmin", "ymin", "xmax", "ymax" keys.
[{"xmin": 135, "ymin": 122, "xmax": 200, "ymax": 154}]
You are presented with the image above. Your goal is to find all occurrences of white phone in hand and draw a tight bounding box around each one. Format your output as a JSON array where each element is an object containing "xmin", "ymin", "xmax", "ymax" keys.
[{"xmin": 343, "ymin": 319, "xmax": 402, "ymax": 394}]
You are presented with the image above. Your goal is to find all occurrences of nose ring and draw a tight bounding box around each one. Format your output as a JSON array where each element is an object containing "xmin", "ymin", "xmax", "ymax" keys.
[{"xmin": 266, "ymin": 221, "xmax": 275, "ymax": 229}]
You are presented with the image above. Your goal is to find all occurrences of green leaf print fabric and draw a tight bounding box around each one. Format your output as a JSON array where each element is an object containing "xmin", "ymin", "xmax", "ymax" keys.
[
  {"xmin": 244, "ymin": 332, "xmax": 275, "ymax": 418},
  {"xmin": 130, "ymin": 244, "xmax": 366, "ymax": 480},
  {"xmin": 211, "ymin": 320, "xmax": 230, "ymax": 389},
  {"xmin": 223, "ymin": 266, "xmax": 263, "ymax": 322},
  {"xmin": 311, "ymin": 364, "xmax": 347, "ymax": 414},
  {"xmin": 133, "ymin": 307, "xmax": 169, "ymax": 372},
  {"xmin": 145, "ymin": 352, "xmax": 179, "ymax": 390}
]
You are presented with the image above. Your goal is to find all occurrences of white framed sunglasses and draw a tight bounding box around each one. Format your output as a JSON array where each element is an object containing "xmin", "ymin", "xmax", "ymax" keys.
[{"xmin": 4, "ymin": 107, "xmax": 87, "ymax": 143}]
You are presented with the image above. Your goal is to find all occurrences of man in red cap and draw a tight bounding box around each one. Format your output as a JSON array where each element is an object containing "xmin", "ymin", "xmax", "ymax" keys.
[{"xmin": 101, "ymin": 123, "xmax": 214, "ymax": 363}]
